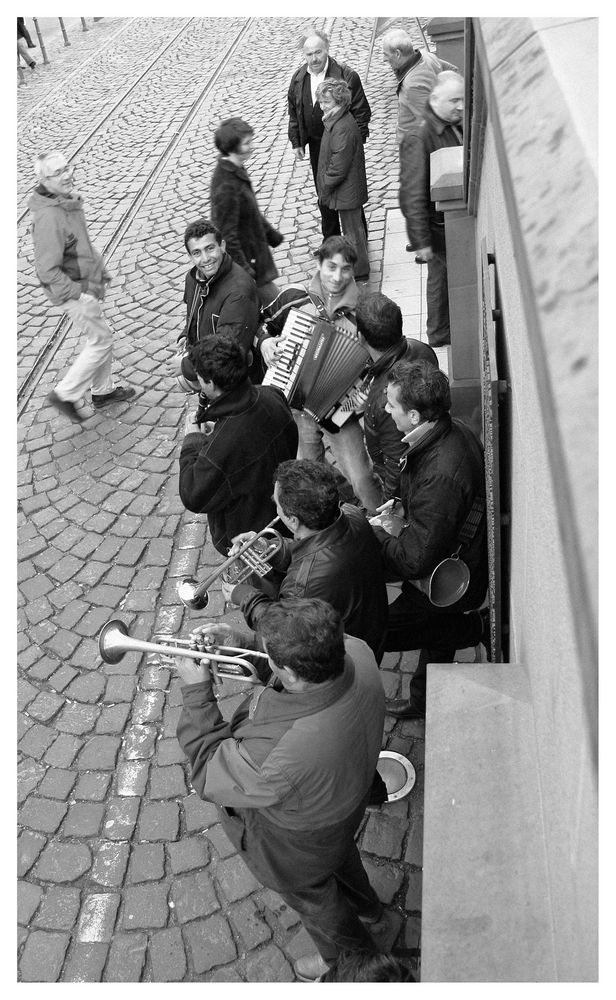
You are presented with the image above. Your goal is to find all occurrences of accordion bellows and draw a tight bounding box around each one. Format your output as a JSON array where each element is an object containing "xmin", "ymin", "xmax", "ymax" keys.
[{"xmin": 263, "ymin": 309, "xmax": 370, "ymax": 427}]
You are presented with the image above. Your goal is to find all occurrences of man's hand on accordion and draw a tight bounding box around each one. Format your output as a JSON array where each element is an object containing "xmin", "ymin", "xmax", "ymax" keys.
[{"xmin": 260, "ymin": 336, "xmax": 280, "ymax": 368}]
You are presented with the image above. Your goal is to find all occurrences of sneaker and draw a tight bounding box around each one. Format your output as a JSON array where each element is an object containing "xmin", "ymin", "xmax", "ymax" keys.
[
  {"xmin": 293, "ymin": 953, "xmax": 330, "ymax": 982},
  {"xmin": 91, "ymin": 385, "xmax": 136, "ymax": 407},
  {"xmin": 46, "ymin": 390, "xmax": 87, "ymax": 423}
]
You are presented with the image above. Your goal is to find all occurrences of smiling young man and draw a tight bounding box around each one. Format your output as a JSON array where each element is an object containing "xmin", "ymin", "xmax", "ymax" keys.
[
  {"xmin": 257, "ymin": 236, "xmax": 382, "ymax": 514},
  {"xmin": 30, "ymin": 150, "xmax": 135, "ymax": 422},
  {"xmin": 170, "ymin": 218, "xmax": 261, "ymax": 402}
]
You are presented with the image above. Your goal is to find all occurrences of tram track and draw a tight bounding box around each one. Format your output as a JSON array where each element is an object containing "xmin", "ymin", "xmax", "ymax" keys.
[{"xmin": 17, "ymin": 17, "xmax": 255, "ymax": 417}]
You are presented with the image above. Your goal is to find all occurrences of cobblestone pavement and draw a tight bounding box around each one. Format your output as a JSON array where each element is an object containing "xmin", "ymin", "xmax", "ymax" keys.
[{"xmin": 17, "ymin": 16, "xmax": 429, "ymax": 982}]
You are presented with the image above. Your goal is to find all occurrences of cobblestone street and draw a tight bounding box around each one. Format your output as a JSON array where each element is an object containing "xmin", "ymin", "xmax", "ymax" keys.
[{"xmin": 17, "ymin": 16, "xmax": 428, "ymax": 982}]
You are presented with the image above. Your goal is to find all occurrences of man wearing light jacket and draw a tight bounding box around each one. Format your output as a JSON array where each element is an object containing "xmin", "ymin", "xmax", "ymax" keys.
[
  {"xmin": 29, "ymin": 150, "xmax": 135, "ymax": 422},
  {"xmin": 175, "ymin": 597, "xmax": 387, "ymax": 982}
]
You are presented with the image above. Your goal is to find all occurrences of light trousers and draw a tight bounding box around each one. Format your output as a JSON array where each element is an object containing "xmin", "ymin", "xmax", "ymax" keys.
[{"xmin": 56, "ymin": 295, "xmax": 115, "ymax": 401}]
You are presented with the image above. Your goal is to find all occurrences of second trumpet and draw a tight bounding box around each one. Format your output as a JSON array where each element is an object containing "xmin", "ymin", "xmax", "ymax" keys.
[{"xmin": 178, "ymin": 516, "xmax": 283, "ymax": 611}]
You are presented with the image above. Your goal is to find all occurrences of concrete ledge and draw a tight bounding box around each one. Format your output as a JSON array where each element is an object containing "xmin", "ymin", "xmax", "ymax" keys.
[{"xmin": 421, "ymin": 662, "xmax": 557, "ymax": 982}]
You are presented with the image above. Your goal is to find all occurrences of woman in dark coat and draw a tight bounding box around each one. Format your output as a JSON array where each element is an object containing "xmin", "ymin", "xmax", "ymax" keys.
[
  {"xmin": 210, "ymin": 117, "xmax": 283, "ymax": 308},
  {"xmin": 316, "ymin": 79, "xmax": 370, "ymax": 281}
]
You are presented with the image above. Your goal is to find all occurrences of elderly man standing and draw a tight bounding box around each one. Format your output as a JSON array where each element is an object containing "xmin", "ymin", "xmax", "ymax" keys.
[
  {"xmin": 288, "ymin": 28, "xmax": 371, "ymax": 240},
  {"xmin": 381, "ymin": 27, "xmax": 457, "ymax": 145},
  {"xmin": 399, "ymin": 71, "xmax": 464, "ymax": 347},
  {"xmin": 29, "ymin": 151, "xmax": 135, "ymax": 422}
]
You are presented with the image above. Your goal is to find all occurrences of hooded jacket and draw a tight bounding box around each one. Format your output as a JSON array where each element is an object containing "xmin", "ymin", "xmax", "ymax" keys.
[
  {"xmin": 317, "ymin": 107, "xmax": 368, "ymax": 210},
  {"xmin": 210, "ymin": 158, "xmax": 283, "ymax": 287},
  {"xmin": 179, "ymin": 378, "xmax": 298, "ymax": 554},
  {"xmin": 372, "ymin": 414, "xmax": 488, "ymax": 611},
  {"xmin": 258, "ymin": 271, "xmax": 358, "ymax": 349},
  {"xmin": 29, "ymin": 186, "xmax": 110, "ymax": 306},
  {"xmin": 176, "ymin": 632, "xmax": 384, "ymax": 831},
  {"xmin": 287, "ymin": 56, "xmax": 371, "ymax": 150},
  {"xmin": 233, "ymin": 504, "xmax": 388, "ymax": 661}
]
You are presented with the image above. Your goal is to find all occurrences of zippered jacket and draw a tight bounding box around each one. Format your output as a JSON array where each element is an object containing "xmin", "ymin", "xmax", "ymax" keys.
[
  {"xmin": 29, "ymin": 186, "xmax": 110, "ymax": 306},
  {"xmin": 176, "ymin": 633, "xmax": 385, "ymax": 831},
  {"xmin": 181, "ymin": 252, "xmax": 259, "ymax": 352}
]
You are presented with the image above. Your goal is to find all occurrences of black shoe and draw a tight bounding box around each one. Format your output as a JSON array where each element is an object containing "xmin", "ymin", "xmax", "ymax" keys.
[
  {"xmin": 91, "ymin": 385, "xmax": 136, "ymax": 407},
  {"xmin": 478, "ymin": 606, "xmax": 492, "ymax": 660},
  {"xmin": 47, "ymin": 391, "xmax": 86, "ymax": 423},
  {"xmin": 385, "ymin": 698, "xmax": 425, "ymax": 719},
  {"xmin": 29, "ymin": 62, "xmax": 37, "ymax": 70}
]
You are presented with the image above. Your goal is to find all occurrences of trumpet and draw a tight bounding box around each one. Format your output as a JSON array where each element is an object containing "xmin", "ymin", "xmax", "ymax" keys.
[
  {"xmin": 178, "ymin": 516, "xmax": 283, "ymax": 611},
  {"xmin": 98, "ymin": 619, "xmax": 268, "ymax": 684}
]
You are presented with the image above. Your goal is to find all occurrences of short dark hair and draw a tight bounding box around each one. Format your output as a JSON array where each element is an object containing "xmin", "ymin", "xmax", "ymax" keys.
[
  {"xmin": 183, "ymin": 218, "xmax": 222, "ymax": 252},
  {"xmin": 214, "ymin": 117, "xmax": 254, "ymax": 155},
  {"xmin": 356, "ymin": 291, "xmax": 404, "ymax": 350},
  {"xmin": 321, "ymin": 951, "xmax": 416, "ymax": 982},
  {"xmin": 258, "ymin": 598, "xmax": 345, "ymax": 684},
  {"xmin": 274, "ymin": 459, "xmax": 340, "ymax": 530},
  {"xmin": 187, "ymin": 335, "xmax": 247, "ymax": 391},
  {"xmin": 316, "ymin": 235, "xmax": 357, "ymax": 266},
  {"xmin": 387, "ymin": 359, "xmax": 451, "ymax": 421}
]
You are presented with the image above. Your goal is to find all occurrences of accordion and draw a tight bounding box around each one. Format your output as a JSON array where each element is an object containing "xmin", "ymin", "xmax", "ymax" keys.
[{"xmin": 262, "ymin": 308, "xmax": 370, "ymax": 428}]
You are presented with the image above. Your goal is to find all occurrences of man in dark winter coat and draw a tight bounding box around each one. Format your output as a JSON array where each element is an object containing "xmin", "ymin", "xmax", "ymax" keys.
[
  {"xmin": 229, "ymin": 459, "xmax": 388, "ymax": 662},
  {"xmin": 174, "ymin": 597, "xmax": 387, "ymax": 981},
  {"xmin": 170, "ymin": 218, "xmax": 261, "ymax": 395},
  {"xmin": 399, "ymin": 72, "xmax": 464, "ymax": 347},
  {"xmin": 371, "ymin": 360, "xmax": 488, "ymax": 718},
  {"xmin": 355, "ymin": 291, "xmax": 438, "ymax": 502},
  {"xmin": 179, "ymin": 336, "xmax": 298, "ymax": 555},
  {"xmin": 287, "ymin": 28, "xmax": 371, "ymax": 240},
  {"xmin": 210, "ymin": 118, "xmax": 283, "ymax": 308}
]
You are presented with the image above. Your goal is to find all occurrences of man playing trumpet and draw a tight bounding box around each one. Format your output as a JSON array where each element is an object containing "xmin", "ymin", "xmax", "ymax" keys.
[{"xmin": 174, "ymin": 597, "xmax": 392, "ymax": 982}]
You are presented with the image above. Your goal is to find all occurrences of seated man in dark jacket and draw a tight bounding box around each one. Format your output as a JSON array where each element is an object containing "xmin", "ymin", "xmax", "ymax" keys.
[
  {"xmin": 355, "ymin": 291, "xmax": 438, "ymax": 503},
  {"xmin": 175, "ymin": 597, "xmax": 386, "ymax": 981},
  {"xmin": 170, "ymin": 218, "xmax": 262, "ymax": 401},
  {"xmin": 371, "ymin": 360, "xmax": 488, "ymax": 717},
  {"xmin": 230, "ymin": 459, "xmax": 388, "ymax": 662},
  {"xmin": 178, "ymin": 336, "xmax": 298, "ymax": 555}
]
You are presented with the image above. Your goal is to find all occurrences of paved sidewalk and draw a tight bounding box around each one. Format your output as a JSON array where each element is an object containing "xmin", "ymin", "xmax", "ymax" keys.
[{"xmin": 17, "ymin": 16, "xmax": 438, "ymax": 982}]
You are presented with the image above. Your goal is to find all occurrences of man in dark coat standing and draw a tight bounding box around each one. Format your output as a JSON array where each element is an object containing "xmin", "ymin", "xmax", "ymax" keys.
[
  {"xmin": 179, "ymin": 336, "xmax": 298, "ymax": 556},
  {"xmin": 399, "ymin": 72, "xmax": 464, "ymax": 347},
  {"xmin": 287, "ymin": 28, "xmax": 371, "ymax": 240},
  {"xmin": 371, "ymin": 360, "xmax": 488, "ymax": 719}
]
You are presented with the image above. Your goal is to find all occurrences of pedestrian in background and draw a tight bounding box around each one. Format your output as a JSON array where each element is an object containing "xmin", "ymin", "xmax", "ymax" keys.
[
  {"xmin": 17, "ymin": 16, "xmax": 36, "ymax": 71},
  {"xmin": 287, "ymin": 27, "xmax": 371, "ymax": 240},
  {"xmin": 210, "ymin": 117, "xmax": 284, "ymax": 309},
  {"xmin": 316, "ymin": 78, "xmax": 370, "ymax": 282},
  {"xmin": 29, "ymin": 151, "xmax": 135, "ymax": 422}
]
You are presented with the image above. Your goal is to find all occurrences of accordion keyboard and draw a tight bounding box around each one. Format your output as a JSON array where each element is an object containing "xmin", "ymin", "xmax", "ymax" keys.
[{"xmin": 262, "ymin": 309, "xmax": 315, "ymax": 397}]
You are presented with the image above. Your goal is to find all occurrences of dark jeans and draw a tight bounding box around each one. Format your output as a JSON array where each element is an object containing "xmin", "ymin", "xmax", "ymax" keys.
[
  {"xmin": 221, "ymin": 798, "xmax": 380, "ymax": 962},
  {"xmin": 426, "ymin": 250, "xmax": 450, "ymax": 347},
  {"xmin": 308, "ymin": 139, "xmax": 368, "ymax": 242},
  {"xmin": 384, "ymin": 582, "xmax": 481, "ymax": 709}
]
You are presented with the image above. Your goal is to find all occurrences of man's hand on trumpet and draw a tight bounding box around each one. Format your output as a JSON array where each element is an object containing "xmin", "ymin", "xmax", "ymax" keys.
[
  {"xmin": 159, "ymin": 651, "xmax": 211, "ymax": 687},
  {"xmin": 227, "ymin": 530, "xmax": 258, "ymax": 557}
]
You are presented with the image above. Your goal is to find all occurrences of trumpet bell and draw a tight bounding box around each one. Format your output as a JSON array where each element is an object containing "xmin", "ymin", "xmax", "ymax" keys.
[
  {"xmin": 177, "ymin": 576, "xmax": 209, "ymax": 611},
  {"xmin": 98, "ymin": 619, "xmax": 130, "ymax": 664}
]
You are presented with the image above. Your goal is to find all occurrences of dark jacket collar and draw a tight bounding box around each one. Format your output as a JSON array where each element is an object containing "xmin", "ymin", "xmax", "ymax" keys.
[
  {"xmin": 366, "ymin": 339, "xmax": 408, "ymax": 377},
  {"xmin": 291, "ymin": 509, "xmax": 349, "ymax": 558},
  {"xmin": 400, "ymin": 413, "xmax": 452, "ymax": 468},
  {"xmin": 395, "ymin": 49, "xmax": 421, "ymax": 82},
  {"xmin": 202, "ymin": 377, "xmax": 257, "ymax": 421},
  {"xmin": 322, "ymin": 106, "xmax": 347, "ymax": 131},
  {"xmin": 217, "ymin": 156, "xmax": 252, "ymax": 185},
  {"xmin": 252, "ymin": 654, "xmax": 355, "ymax": 723},
  {"xmin": 424, "ymin": 102, "xmax": 462, "ymax": 137}
]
